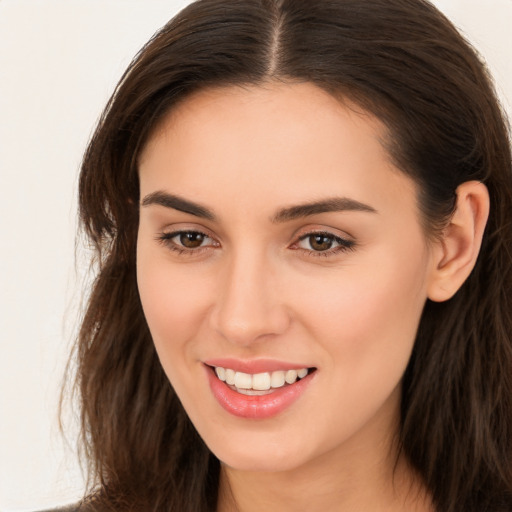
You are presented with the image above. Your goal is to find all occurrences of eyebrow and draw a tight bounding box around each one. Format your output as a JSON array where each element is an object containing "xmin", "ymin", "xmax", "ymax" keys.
[
  {"xmin": 141, "ymin": 191, "xmax": 377, "ymax": 222},
  {"xmin": 271, "ymin": 197, "xmax": 377, "ymax": 223},
  {"xmin": 141, "ymin": 191, "xmax": 215, "ymax": 220}
]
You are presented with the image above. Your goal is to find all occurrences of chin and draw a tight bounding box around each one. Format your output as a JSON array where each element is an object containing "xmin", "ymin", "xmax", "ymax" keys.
[
  {"xmin": 204, "ymin": 431, "xmax": 314, "ymax": 473},
  {"xmin": 218, "ymin": 451, "xmax": 304, "ymax": 473}
]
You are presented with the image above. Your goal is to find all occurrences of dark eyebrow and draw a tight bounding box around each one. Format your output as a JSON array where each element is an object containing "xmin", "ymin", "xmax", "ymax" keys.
[
  {"xmin": 141, "ymin": 192, "xmax": 376, "ymax": 223},
  {"xmin": 141, "ymin": 191, "xmax": 215, "ymax": 220},
  {"xmin": 271, "ymin": 197, "xmax": 377, "ymax": 223}
]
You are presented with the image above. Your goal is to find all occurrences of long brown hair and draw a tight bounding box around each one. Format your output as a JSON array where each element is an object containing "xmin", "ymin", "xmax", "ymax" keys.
[{"xmin": 71, "ymin": 0, "xmax": 512, "ymax": 510}]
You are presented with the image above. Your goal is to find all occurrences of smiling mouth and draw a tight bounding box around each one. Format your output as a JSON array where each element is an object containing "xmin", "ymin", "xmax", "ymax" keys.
[{"xmin": 209, "ymin": 365, "xmax": 316, "ymax": 396}]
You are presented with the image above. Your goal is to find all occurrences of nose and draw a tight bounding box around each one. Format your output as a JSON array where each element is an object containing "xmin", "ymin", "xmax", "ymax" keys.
[{"xmin": 210, "ymin": 248, "xmax": 291, "ymax": 347}]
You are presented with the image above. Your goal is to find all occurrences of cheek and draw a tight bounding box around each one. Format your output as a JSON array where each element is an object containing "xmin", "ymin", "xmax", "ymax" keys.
[
  {"xmin": 136, "ymin": 242, "xmax": 212, "ymax": 365},
  {"xmin": 286, "ymin": 246, "xmax": 430, "ymax": 444},
  {"xmin": 296, "ymin": 243, "xmax": 429, "ymax": 380},
  {"xmin": 136, "ymin": 246, "xmax": 218, "ymax": 415}
]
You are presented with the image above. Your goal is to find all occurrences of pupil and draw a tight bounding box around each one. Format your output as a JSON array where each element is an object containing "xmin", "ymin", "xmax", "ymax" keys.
[
  {"xmin": 310, "ymin": 234, "xmax": 333, "ymax": 251},
  {"xmin": 180, "ymin": 232, "xmax": 204, "ymax": 248}
]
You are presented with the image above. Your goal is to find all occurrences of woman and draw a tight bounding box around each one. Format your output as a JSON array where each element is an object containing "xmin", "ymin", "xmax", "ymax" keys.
[{"xmin": 63, "ymin": 0, "xmax": 512, "ymax": 510}]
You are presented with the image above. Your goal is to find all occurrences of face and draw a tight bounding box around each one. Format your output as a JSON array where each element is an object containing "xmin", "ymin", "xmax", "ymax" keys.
[{"xmin": 137, "ymin": 82, "xmax": 435, "ymax": 473}]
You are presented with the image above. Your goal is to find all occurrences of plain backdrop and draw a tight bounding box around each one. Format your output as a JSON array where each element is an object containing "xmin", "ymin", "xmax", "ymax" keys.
[{"xmin": 0, "ymin": 0, "xmax": 510, "ymax": 510}]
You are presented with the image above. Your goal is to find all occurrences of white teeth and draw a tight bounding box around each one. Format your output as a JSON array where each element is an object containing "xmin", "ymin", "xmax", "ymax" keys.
[
  {"xmin": 270, "ymin": 370, "xmax": 285, "ymax": 388},
  {"xmin": 252, "ymin": 372, "xmax": 271, "ymax": 391},
  {"xmin": 234, "ymin": 371, "xmax": 252, "ymax": 389},
  {"xmin": 236, "ymin": 388, "xmax": 271, "ymax": 396},
  {"xmin": 213, "ymin": 366, "xmax": 310, "ymax": 391},
  {"xmin": 225, "ymin": 368, "xmax": 236, "ymax": 385},
  {"xmin": 285, "ymin": 369, "xmax": 298, "ymax": 384},
  {"xmin": 297, "ymin": 368, "xmax": 308, "ymax": 379}
]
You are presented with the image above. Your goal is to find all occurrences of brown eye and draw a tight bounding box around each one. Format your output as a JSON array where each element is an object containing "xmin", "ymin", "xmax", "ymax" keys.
[
  {"xmin": 157, "ymin": 230, "xmax": 217, "ymax": 254},
  {"xmin": 295, "ymin": 231, "xmax": 355, "ymax": 256},
  {"xmin": 308, "ymin": 234, "xmax": 334, "ymax": 251},
  {"xmin": 179, "ymin": 232, "xmax": 206, "ymax": 248}
]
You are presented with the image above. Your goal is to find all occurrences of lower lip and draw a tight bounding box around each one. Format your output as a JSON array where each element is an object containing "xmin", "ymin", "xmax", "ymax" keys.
[{"xmin": 206, "ymin": 366, "xmax": 315, "ymax": 419}]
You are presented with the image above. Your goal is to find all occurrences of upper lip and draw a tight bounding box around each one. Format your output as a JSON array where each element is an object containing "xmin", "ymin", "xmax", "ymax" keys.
[{"xmin": 203, "ymin": 358, "xmax": 315, "ymax": 374}]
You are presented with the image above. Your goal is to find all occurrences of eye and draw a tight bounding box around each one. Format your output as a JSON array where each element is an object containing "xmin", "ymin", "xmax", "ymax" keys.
[
  {"xmin": 294, "ymin": 231, "xmax": 355, "ymax": 256},
  {"xmin": 300, "ymin": 233, "xmax": 336, "ymax": 252},
  {"xmin": 156, "ymin": 230, "xmax": 218, "ymax": 254},
  {"xmin": 175, "ymin": 231, "xmax": 209, "ymax": 248}
]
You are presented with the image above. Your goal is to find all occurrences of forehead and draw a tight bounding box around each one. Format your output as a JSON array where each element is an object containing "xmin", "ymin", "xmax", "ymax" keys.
[
  {"xmin": 141, "ymin": 81, "xmax": 390, "ymax": 164},
  {"xmin": 138, "ymin": 82, "xmax": 418, "ymax": 221}
]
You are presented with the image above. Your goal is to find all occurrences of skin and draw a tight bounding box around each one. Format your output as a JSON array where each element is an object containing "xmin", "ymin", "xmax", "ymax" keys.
[{"xmin": 136, "ymin": 82, "xmax": 487, "ymax": 511}]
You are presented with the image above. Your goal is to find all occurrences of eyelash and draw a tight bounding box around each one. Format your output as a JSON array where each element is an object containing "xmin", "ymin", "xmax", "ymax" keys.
[{"xmin": 156, "ymin": 230, "xmax": 356, "ymax": 258}]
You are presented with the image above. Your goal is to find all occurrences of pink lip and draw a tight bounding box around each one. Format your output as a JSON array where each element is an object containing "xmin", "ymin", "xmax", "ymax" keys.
[
  {"xmin": 204, "ymin": 358, "xmax": 312, "ymax": 374},
  {"xmin": 204, "ymin": 364, "xmax": 315, "ymax": 420}
]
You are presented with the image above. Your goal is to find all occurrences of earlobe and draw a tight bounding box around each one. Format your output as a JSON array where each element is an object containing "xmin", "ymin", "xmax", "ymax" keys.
[{"xmin": 427, "ymin": 181, "xmax": 490, "ymax": 302}]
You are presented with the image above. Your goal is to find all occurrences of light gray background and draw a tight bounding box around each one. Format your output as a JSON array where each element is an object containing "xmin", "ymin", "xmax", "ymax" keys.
[{"xmin": 0, "ymin": 0, "xmax": 510, "ymax": 510}]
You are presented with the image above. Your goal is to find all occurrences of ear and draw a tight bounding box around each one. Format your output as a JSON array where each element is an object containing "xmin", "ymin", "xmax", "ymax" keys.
[{"xmin": 427, "ymin": 181, "xmax": 490, "ymax": 302}]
